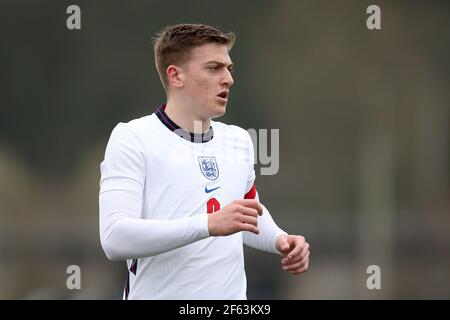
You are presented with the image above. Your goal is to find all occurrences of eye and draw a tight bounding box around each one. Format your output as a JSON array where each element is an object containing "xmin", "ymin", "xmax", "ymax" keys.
[
  {"xmin": 228, "ymin": 66, "xmax": 234, "ymax": 73},
  {"xmin": 208, "ymin": 65, "xmax": 220, "ymax": 71}
]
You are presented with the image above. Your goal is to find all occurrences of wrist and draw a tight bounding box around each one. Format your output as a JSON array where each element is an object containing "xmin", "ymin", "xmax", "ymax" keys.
[{"xmin": 207, "ymin": 214, "xmax": 216, "ymax": 236}]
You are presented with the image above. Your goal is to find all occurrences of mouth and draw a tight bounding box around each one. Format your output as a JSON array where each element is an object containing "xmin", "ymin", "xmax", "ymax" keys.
[{"xmin": 217, "ymin": 90, "xmax": 229, "ymax": 102}]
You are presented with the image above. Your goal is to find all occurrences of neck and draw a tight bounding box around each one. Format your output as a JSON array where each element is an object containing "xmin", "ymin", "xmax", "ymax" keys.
[{"xmin": 164, "ymin": 96, "xmax": 211, "ymax": 133}]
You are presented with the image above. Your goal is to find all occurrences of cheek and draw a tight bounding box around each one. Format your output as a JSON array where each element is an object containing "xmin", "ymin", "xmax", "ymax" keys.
[
  {"xmin": 191, "ymin": 77, "xmax": 208, "ymax": 93},
  {"xmin": 194, "ymin": 81, "xmax": 213, "ymax": 101},
  {"xmin": 188, "ymin": 75, "xmax": 217, "ymax": 106}
]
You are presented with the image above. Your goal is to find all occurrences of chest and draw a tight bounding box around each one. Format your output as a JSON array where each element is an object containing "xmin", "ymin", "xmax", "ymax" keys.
[{"xmin": 142, "ymin": 136, "xmax": 251, "ymax": 216}]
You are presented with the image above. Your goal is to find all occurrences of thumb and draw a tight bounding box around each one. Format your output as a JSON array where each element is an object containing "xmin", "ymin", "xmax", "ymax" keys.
[{"xmin": 277, "ymin": 235, "xmax": 290, "ymax": 253}]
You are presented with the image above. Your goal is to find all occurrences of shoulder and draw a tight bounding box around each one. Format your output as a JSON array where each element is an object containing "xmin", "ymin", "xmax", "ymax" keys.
[
  {"xmin": 104, "ymin": 115, "xmax": 159, "ymax": 157},
  {"xmin": 109, "ymin": 114, "xmax": 156, "ymax": 141},
  {"xmin": 113, "ymin": 114, "xmax": 155, "ymax": 134},
  {"xmin": 212, "ymin": 120, "xmax": 251, "ymax": 141},
  {"xmin": 212, "ymin": 121, "xmax": 254, "ymax": 152},
  {"xmin": 212, "ymin": 120, "xmax": 255, "ymax": 165}
]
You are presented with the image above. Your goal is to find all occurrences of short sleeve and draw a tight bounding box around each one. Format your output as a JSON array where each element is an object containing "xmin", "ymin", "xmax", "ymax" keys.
[{"xmin": 99, "ymin": 123, "xmax": 146, "ymax": 195}]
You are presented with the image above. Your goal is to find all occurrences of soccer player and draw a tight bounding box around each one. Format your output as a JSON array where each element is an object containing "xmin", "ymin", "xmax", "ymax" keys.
[{"xmin": 99, "ymin": 24, "xmax": 310, "ymax": 299}]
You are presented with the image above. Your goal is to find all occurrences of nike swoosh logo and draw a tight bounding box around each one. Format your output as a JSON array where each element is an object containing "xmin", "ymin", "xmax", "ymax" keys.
[{"xmin": 205, "ymin": 186, "xmax": 221, "ymax": 193}]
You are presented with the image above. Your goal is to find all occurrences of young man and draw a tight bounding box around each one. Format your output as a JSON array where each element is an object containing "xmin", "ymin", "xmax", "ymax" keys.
[{"xmin": 99, "ymin": 24, "xmax": 309, "ymax": 299}]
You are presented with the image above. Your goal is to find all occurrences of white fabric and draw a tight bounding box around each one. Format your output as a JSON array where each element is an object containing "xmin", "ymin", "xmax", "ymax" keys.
[
  {"xmin": 243, "ymin": 193, "xmax": 287, "ymax": 254},
  {"xmin": 99, "ymin": 113, "xmax": 286, "ymax": 299}
]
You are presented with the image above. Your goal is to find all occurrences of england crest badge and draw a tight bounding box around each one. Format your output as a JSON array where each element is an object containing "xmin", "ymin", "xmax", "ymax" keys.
[{"xmin": 198, "ymin": 156, "xmax": 219, "ymax": 181}]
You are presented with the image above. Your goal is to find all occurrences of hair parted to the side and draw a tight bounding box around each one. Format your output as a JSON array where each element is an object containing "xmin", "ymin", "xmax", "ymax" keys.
[{"xmin": 152, "ymin": 23, "xmax": 236, "ymax": 91}]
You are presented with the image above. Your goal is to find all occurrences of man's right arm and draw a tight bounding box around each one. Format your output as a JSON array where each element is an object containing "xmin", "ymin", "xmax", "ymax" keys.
[
  {"xmin": 99, "ymin": 123, "xmax": 211, "ymax": 260},
  {"xmin": 99, "ymin": 190, "xmax": 262, "ymax": 260},
  {"xmin": 99, "ymin": 189, "xmax": 210, "ymax": 260},
  {"xmin": 99, "ymin": 124, "xmax": 260, "ymax": 261}
]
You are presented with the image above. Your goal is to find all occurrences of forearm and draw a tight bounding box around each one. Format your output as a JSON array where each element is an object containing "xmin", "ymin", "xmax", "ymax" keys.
[
  {"xmin": 99, "ymin": 189, "xmax": 209, "ymax": 260},
  {"xmin": 243, "ymin": 204, "xmax": 287, "ymax": 254}
]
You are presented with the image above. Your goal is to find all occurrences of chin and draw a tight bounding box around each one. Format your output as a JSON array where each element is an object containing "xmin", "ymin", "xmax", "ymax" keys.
[{"xmin": 211, "ymin": 105, "xmax": 226, "ymax": 119}]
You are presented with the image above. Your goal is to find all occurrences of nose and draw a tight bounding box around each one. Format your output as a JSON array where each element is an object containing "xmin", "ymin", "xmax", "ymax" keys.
[{"xmin": 221, "ymin": 69, "xmax": 234, "ymax": 88}]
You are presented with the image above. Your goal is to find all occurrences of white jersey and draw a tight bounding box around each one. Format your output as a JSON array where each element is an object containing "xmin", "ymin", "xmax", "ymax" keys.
[{"xmin": 99, "ymin": 106, "xmax": 286, "ymax": 299}]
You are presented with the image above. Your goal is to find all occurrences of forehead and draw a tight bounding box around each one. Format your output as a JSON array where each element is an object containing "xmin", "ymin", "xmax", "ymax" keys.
[{"xmin": 187, "ymin": 43, "xmax": 232, "ymax": 64}]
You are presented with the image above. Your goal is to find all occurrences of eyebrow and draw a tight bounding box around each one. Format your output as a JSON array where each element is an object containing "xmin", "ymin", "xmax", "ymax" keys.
[{"xmin": 204, "ymin": 60, "xmax": 234, "ymax": 68}]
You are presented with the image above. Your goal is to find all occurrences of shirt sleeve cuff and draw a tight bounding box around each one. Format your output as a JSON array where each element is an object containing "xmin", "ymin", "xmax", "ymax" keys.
[{"xmin": 193, "ymin": 213, "xmax": 210, "ymax": 238}]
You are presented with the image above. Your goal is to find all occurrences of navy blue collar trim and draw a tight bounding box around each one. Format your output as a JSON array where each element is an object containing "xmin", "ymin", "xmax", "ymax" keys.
[{"xmin": 155, "ymin": 105, "xmax": 214, "ymax": 143}]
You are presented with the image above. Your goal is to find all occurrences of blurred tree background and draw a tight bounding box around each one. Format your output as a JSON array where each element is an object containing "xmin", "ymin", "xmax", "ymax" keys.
[{"xmin": 0, "ymin": 0, "xmax": 449, "ymax": 299}]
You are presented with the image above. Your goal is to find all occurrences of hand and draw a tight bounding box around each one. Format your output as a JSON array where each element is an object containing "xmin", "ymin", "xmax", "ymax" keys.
[
  {"xmin": 276, "ymin": 234, "xmax": 310, "ymax": 275},
  {"xmin": 208, "ymin": 199, "xmax": 263, "ymax": 236}
]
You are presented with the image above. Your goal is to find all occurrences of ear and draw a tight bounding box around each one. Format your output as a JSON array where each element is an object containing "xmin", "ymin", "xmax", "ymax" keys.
[{"xmin": 166, "ymin": 65, "xmax": 185, "ymax": 88}]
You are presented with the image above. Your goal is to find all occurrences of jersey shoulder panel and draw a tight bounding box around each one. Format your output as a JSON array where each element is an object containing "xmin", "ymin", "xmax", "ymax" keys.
[
  {"xmin": 212, "ymin": 120, "xmax": 251, "ymax": 141},
  {"xmin": 109, "ymin": 114, "xmax": 160, "ymax": 144},
  {"xmin": 212, "ymin": 120, "xmax": 255, "ymax": 168},
  {"xmin": 118, "ymin": 114, "xmax": 156, "ymax": 134}
]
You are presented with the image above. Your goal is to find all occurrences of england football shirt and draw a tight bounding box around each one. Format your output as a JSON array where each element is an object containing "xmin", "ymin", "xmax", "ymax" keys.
[{"xmin": 99, "ymin": 105, "xmax": 286, "ymax": 299}]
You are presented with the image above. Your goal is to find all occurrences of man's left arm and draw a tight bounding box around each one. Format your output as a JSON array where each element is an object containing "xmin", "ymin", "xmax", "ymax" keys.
[
  {"xmin": 241, "ymin": 128, "xmax": 309, "ymax": 274},
  {"xmin": 242, "ymin": 186, "xmax": 310, "ymax": 274},
  {"xmin": 242, "ymin": 184, "xmax": 285, "ymax": 254}
]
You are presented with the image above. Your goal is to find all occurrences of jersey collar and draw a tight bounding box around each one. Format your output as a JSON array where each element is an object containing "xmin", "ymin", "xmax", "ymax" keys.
[{"xmin": 155, "ymin": 104, "xmax": 214, "ymax": 143}]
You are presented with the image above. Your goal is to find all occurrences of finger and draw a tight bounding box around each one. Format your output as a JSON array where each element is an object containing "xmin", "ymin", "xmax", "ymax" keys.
[
  {"xmin": 283, "ymin": 261, "xmax": 303, "ymax": 271},
  {"xmin": 237, "ymin": 199, "xmax": 264, "ymax": 215},
  {"xmin": 290, "ymin": 261, "xmax": 309, "ymax": 274},
  {"xmin": 239, "ymin": 222, "xmax": 259, "ymax": 234},
  {"xmin": 283, "ymin": 251, "xmax": 309, "ymax": 270},
  {"xmin": 239, "ymin": 214, "xmax": 258, "ymax": 227},
  {"xmin": 277, "ymin": 237, "xmax": 291, "ymax": 254},
  {"xmin": 288, "ymin": 243, "xmax": 309, "ymax": 262},
  {"xmin": 239, "ymin": 206, "xmax": 259, "ymax": 218},
  {"xmin": 286, "ymin": 239, "xmax": 307, "ymax": 261},
  {"xmin": 283, "ymin": 256, "xmax": 308, "ymax": 271},
  {"xmin": 281, "ymin": 251, "xmax": 304, "ymax": 264}
]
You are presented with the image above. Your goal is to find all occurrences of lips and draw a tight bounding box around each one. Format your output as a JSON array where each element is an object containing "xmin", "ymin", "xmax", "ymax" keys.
[{"xmin": 217, "ymin": 91, "xmax": 229, "ymax": 99}]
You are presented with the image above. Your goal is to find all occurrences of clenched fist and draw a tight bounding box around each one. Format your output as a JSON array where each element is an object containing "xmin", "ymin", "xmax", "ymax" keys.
[
  {"xmin": 208, "ymin": 199, "xmax": 263, "ymax": 236},
  {"xmin": 276, "ymin": 234, "xmax": 310, "ymax": 274}
]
